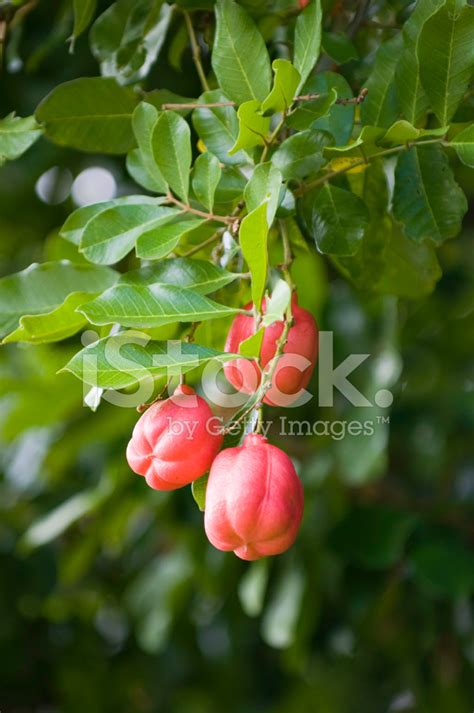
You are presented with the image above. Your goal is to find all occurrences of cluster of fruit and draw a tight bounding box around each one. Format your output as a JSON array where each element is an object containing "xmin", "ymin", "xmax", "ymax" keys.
[{"xmin": 127, "ymin": 296, "xmax": 318, "ymax": 560}]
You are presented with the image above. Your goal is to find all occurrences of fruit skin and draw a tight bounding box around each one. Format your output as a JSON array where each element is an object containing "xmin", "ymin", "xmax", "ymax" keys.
[
  {"xmin": 299, "ymin": 0, "xmax": 310, "ymax": 7},
  {"xmin": 224, "ymin": 294, "xmax": 318, "ymax": 406},
  {"xmin": 126, "ymin": 384, "xmax": 222, "ymax": 491},
  {"xmin": 204, "ymin": 434, "xmax": 304, "ymax": 560}
]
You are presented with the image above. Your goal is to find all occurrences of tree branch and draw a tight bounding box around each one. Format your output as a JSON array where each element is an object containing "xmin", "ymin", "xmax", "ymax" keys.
[{"xmin": 161, "ymin": 89, "xmax": 369, "ymax": 111}]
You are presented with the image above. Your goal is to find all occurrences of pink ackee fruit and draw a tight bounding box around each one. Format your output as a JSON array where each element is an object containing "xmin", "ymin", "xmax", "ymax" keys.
[
  {"xmin": 126, "ymin": 384, "xmax": 222, "ymax": 490},
  {"xmin": 204, "ymin": 434, "xmax": 304, "ymax": 560},
  {"xmin": 224, "ymin": 294, "xmax": 318, "ymax": 406}
]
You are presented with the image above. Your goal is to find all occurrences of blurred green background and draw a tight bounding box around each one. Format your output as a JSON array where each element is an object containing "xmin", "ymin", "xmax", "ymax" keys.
[{"xmin": 1, "ymin": 2, "xmax": 474, "ymax": 712}]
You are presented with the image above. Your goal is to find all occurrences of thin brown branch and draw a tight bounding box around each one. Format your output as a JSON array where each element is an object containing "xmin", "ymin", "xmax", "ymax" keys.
[
  {"xmin": 165, "ymin": 193, "xmax": 236, "ymax": 225},
  {"xmin": 182, "ymin": 10, "xmax": 210, "ymax": 93},
  {"xmin": 179, "ymin": 230, "xmax": 222, "ymax": 257},
  {"xmin": 161, "ymin": 89, "xmax": 369, "ymax": 111}
]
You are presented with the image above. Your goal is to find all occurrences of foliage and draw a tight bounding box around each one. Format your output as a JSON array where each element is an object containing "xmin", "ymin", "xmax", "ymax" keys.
[{"xmin": 0, "ymin": 0, "xmax": 473, "ymax": 711}]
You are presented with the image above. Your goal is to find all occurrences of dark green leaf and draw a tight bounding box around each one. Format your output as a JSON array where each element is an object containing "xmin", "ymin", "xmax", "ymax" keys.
[
  {"xmin": 301, "ymin": 184, "xmax": 369, "ymax": 256},
  {"xmin": 192, "ymin": 90, "xmax": 249, "ymax": 165},
  {"xmin": 297, "ymin": 71, "xmax": 354, "ymax": 144},
  {"xmin": 72, "ymin": 0, "xmax": 97, "ymax": 38},
  {"xmin": 152, "ymin": 111, "xmax": 192, "ymax": 201},
  {"xmin": 212, "ymin": 0, "xmax": 271, "ymax": 104},
  {"xmin": 450, "ymin": 124, "xmax": 474, "ymax": 167},
  {"xmin": 361, "ymin": 34, "xmax": 403, "ymax": 128},
  {"xmin": 271, "ymin": 129, "xmax": 332, "ymax": 180},
  {"xmin": 393, "ymin": 145, "xmax": 467, "ymax": 244},
  {"xmin": 411, "ymin": 539, "xmax": 474, "ymax": 598},
  {"xmin": 322, "ymin": 31, "xmax": 358, "ymax": 65},
  {"xmin": 192, "ymin": 153, "xmax": 222, "ymax": 211},
  {"xmin": 294, "ymin": 0, "xmax": 322, "ymax": 92},
  {"xmin": 35, "ymin": 77, "xmax": 139, "ymax": 154},
  {"xmin": 418, "ymin": 0, "xmax": 474, "ymax": 125},
  {"xmin": 131, "ymin": 102, "xmax": 168, "ymax": 193}
]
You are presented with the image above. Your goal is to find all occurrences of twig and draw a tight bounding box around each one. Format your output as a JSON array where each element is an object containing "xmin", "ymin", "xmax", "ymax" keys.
[
  {"xmin": 161, "ymin": 89, "xmax": 369, "ymax": 111},
  {"xmin": 182, "ymin": 10, "xmax": 210, "ymax": 93},
  {"xmin": 165, "ymin": 193, "xmax": 236, "ymax": 225},
  {"xmin": 179, "ymin": 230, "xmax": 222, "ymax": 257},
  {"xmin": 295, "ymin": 137, "xmax": 446, "ymax": 196}
]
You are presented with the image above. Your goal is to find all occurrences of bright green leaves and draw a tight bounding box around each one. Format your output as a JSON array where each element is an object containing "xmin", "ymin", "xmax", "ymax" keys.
[
  {"xmin": 240, "ymin": 204, "xmax": 269, "ymax": 312},
  {"xmin": 192, "ymin": 153, "xmax": 222, "ymax": 211},
  {"xmin": 302, "ymin": 184, "xmax": 369, "ymax": 256},
  {"xmin": 229, "ymin": 101, "xmax": 270, "ymax": 154},
  {"xmin": 130, "ymin": 102, "xmax": 167, "ymax": 194},
  {"xmin": 80, "ymin": 284, "xmax": 240, "ymax": 328},
  {"xmin": 212, "ymin": 0, "xmax": 271, "ymax": 105},
  {"xmin": 261, "ymin": 60, "xmax": 301, "ymax": 116},
  {"xmin": 120, "ymin": 258, "xmax": 238, "ymax": 295},
  {"xmin": 240, "ymin": 163, "xmax": 282, "ymax": 310},
  {"xmin": 272, "ymin": 130, "xmax": 332, "ymax": 180},
  {"xmin": 0, "ymin": 114, "xmax": 42, "ymax": 163},
  {"xmin": 64, "ymin": 336, "xmax": 238, "ymax": 390},
  {"xmin": 418, "ymin": 0, "xmax": 474, "ymax": 126},
  {"xmin": 90, "ymin": 0, "xmax": 172, "ymax": 84},
  {"xmin": 0, "ymin": 261, "xmax": 117, "ymax": 341},
  {"xmin": 135, "ymin": 216, "xmax": 209, "ymax": 260},
  {"xmin": 79, "ymin": 202, "xmax": 178, "ymax": 264},
  {"xmin": 294, "ymin": 0, "xmax": 322, "ymax": 92},
  {"xmin": 393, "ymin": 145, "xmax": 467, "ymax": 244},
  {"xmin": 361, "ymin": 34, "xmax": 403, "ymax": 128},
  {"xmin": 36, "ymin": 77, "xmax": 139, "ymax": 154},
  {"xmin": 450, "ymin": 124, "xmax": 474, "ymax": 168},
  {"xmin": 192, "ymin": 90, "xmax": 245, "ymax": 165},
  {"xmin": 152, "ymin": 111, "xmax": 192, "ymax": 201}
]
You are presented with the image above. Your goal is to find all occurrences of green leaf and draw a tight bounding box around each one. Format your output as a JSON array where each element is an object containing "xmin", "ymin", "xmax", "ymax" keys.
[
  {"xmin": 381, "ymin": 120, "xmax": 448, "ymax": 144},
  {"xmin": 35, "ymin": 77, "xmax": 139, "ymax": 154},
  {"xmin": 120, "ymin": 258, "xmax": 238, "ymax": 294},
  {"xmin": 192, "ymin": 90, "xmax": 249, "ymax": 166},
  {"xmin": 80, "ymin": 202, "xmax": 179, "ymax": 264},
  {"xmin": 152, "ymin": 111, "xmax": 192, "ymax": 201},
  {"xmin": 411, "ymin": 539, "xmax": 474, "ymax": 598},
  {"xmin": 3, "ymin": 292, "xmax": 100, "ymax": 344},
  {"xmin": 286, "ymin": 88, "xmax": 337, "ymax": 132},
  {"xmin": 271, "ymin": 129, "xmax": 332, "ymax": 179},
  {"xmin": 244, "ymin": 162, "xmax": 282, "ymax": 224},
  {"xmin": 126, "ymin": 149, "xmax": 164, "ymax": 193},
  {"xmin": 60, "ymin": 195, "xmax": 159, "ymax": 246},
  {"xmin": 192, "ymin": 153, "xmax": 222, "ymax": 211},
  {"xmin": 361, "ymin": 33, "xmax": 403, "ymax": 128},
  {"xmin": 261, "ymin": 564, "xmax": 304, "ymax": 649},
  {"xmin": 80, "ymin": 284, "xmax": 241, "ymax": 328},
  {"xmin": 261, "ymin": 59, "xmax": 301, "ymax": 116},
  {"xmin": 238, "ymin": 328, "xmax": 264, "ymax": 358},
  {"xmin": 294, "ymin": 0, "xmax": 322, "ymax": 93},
  {"xmin": 229, "ymin": 100, "xmax": 270, "ymax": 154},
  {"xmin": 0, "ymin": 260, "xmax": 117, "ymax": 338},
  {"xmin": 323, "ymin": 125, "xmax": 385, "ymax": 159},
  {"xmin": 296, "ymin": 71, "xmax": 354, "ymax": 144},
  {"xmin": 395, "ymin": 0, "xmax": 442, "ymax": 125},
  {"xmin": 239, "ymin": 202, "xmax": 268, "ymax": 310},
  {"xmin": 322, "ymin": 31, "xmax": 358, "ymax": 65},
  {"xmin": 90, "ymin": 0, "xmax": 172, "ymax": 84},
  {"xmin": 301, "ymin": 184, "xmax": 369, "ymax": 256},
  {"xmin": 191, "ymin": 473, "xmax": 209, "ymax": 512},
  {"xmin": 72, "ymin": 0, "xmax": 97, "ymax": 38},
  {"xmin": 0, "ymin": 113, "xmax": 42, "ymax": 162},
  {"xmin": 331, "ymin": 506, "xmax": 418, "ymax": 569},
  {"xmin": 212, "ymin": 0, "xmax": 271, "ymax": 105},
  {"xmin": 262, "ymin": 279, "xmax": 291, "ymax": 327},
  {"xmin": 450, "ymin": 124, "xmax": 474, "ymax": 167},
  {"xmin": 63, "ymin": 334, "xmax": 240, "ymax": 389},
  {"xmin": 135, "ymin": 217, "xmax": 207, "ymax": 260},
  {"xmin": 418, "ymin": 0, "xmax": 474, "ymax": 125},
  {"xmin": 393, "ymin": 145, "xmax": 467, "ymax": 244},
  {"xmin": 131, "ymin": 102, "xmax": 168, "ymax": 194}
]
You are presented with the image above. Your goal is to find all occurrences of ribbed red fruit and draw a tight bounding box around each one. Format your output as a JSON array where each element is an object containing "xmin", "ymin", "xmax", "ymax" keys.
[
  {"xmin": 204, "ymin": 434, "xmax": 304, "ymax": 560},
  {"xmin": 224, "ymin": 294, "xmax": 318, "ymax": 406},
  {"xmin": 126, "ymin": 384, "xmax": 222, "ymax": 490}
]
